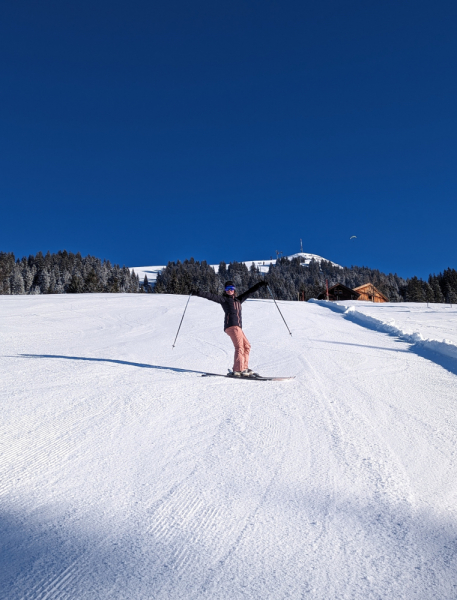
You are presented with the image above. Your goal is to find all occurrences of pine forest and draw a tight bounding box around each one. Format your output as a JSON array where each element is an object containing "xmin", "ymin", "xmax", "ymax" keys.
[
  {"xmin": 154, "ymin": 256, "xmax": 456, "ymax": 303},
  {"xmin": 0, "ymin": 250, "xmax": 140, "ymax": 295},
  {"xmin": 1, "ymin": 250, "xmax": 457, "ymax": 304}
]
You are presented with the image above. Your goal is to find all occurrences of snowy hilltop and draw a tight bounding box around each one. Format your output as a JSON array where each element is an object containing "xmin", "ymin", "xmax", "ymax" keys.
[
  {"xmin": 1, "ymin": 293, "xmax": 457, "ymax": 599},
  {"xmin": 132, "ymin": 252, "xmax": 340, "ymax": 284}
]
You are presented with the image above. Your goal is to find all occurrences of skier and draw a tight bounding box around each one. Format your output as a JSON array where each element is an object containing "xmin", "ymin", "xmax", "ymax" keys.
[{"xmin": 191, "ymin": 280, "xmax": 268, "ymax": 378}]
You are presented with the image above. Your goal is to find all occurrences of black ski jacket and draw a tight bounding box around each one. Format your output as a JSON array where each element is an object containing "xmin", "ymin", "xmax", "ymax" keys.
[{"xmin": 193, "ymin": 282, "xmax": 265, "ymax": 330}]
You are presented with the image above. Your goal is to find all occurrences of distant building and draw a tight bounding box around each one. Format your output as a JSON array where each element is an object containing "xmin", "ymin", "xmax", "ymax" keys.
[
  {"xmin": 317, "ymin": 283, "xmax": 361, "ymax": 301},
  {"xmin": 353, "ymin": 283, "xmax": 388, "ymax": 303},
  {"xmin": 317, "ymin": 282, "xmax": 389, "ymax": 302}
]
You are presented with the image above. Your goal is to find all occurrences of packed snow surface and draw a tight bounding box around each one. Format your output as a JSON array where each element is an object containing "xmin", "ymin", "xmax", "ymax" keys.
[
  {"xmin": 311, "ymin": 300, "xmax": 457, "ymax": 366},
  {"xmin": 1, "ymin": 294, "xmax": 457, "ymax": 599},
  {"xmin": 132, "ymin": 252, "xmax": 340, "ymax": 283},
  {"xmin": 328, "ymin": 300, "xmax": 457, "ymax": 346}
]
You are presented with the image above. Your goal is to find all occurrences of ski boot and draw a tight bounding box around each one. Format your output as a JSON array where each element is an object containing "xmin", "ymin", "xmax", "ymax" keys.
[
  {"xmin": 227, "ymin": 370, "xmax": 242, "ymax": 378},
  {"xmin": 241, "ymin": 369, "xmax": 261, "ymax": 378}
]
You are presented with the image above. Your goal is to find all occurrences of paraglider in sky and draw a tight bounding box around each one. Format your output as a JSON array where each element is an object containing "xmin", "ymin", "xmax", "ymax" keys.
[{"xmin": 350, "ymin": 236, "xmax": 357, "ymax": 239}]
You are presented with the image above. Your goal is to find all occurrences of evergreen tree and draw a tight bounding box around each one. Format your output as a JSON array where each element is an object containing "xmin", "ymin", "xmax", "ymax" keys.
[
  {"xmin": 405, "ymin": 277, "xmax": 426, "ymax": 303},
  {"xmin": 107, "ymin": 270, "xmax": 120, "ymax": 292},
  {"xmin": 84, "ymin": 269, "xmax": 102, "ymax": 293},
  {"xmin": 442, "ymin": 268, "xmax": 457, "ymax": 294},
  {"xmin": 48, "ymin": 270, "xmax": 57, "ymax": 294},
  {"xmin": 68, "ymin": 273, "xmax": 84, "ymax": 293},
  {"xmin": 218, "ymin": 261, "xmax": 227, "ymax": 280},
  {"xmin": 129, "ymin": 271, "xmax": 140, "ymax": 293},
  {"xmin": 22, "ymin": 264, "xmax": 35, "ymax": 293},
  {"xmin": 422, "ymin": 281, "xmax": 435, "ymax": 303},
  {"xmin": 448, "ymin": 288, "xmax": 457, "ymax": 305},
  {"xmin": 10, "ymin": 265, "xmax": 25, "ymax": 294},
  {"xmin": 442, "ymin": 282, "xmax": 456, "ymax": 305},
  {"xmin": 429, "ymin": 276, "xmax": 444, "ymax": 303},
  {"xmin": 38, "ymin": 269, "xmax": 51, "ymax": 294},
  {"xmin": 0, "ymin": 252, "xmax": 15, "ymax": 294}
]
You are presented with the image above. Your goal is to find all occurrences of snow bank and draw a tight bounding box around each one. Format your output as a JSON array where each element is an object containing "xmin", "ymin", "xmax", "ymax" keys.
[{"xmin": 310, "ymin": 299, "xmax": 457, "ymax": 363}]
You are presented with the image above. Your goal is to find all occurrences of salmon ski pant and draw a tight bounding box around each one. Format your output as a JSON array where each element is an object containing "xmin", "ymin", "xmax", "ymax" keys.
[{"xmin": 225, "ymin": 326, "xmax": 251, "ymax": 372}]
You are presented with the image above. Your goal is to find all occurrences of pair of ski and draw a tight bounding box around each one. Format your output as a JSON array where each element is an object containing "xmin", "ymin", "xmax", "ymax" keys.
[{"xmin": 202, "ymin": 371, "xmax": 294, "ymax": 381}]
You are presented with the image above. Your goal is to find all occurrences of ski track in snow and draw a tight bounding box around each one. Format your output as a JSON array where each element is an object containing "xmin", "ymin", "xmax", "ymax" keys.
[{"xmin": 1, "ymin": 294, "xmax": 456, "ymax": 599}]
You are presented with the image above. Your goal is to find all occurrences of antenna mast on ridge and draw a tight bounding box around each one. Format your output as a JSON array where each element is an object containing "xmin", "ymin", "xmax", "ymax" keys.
[{"xmin": 300, "ymin": 238, "xmax": 303, "ymax": 253}]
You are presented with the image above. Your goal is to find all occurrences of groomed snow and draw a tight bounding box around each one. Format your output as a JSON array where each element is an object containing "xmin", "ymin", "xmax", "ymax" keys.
[
  {"xmin": 311, "ymin": 299, "xmax": 457, "ymax": 368},
  {"xmin": 1, "ymin": 294, "xmax": 456, "ymax": 599},
  {"xmin": 326, "ymin": 300, "xmax": 457, "ymax": 346}
]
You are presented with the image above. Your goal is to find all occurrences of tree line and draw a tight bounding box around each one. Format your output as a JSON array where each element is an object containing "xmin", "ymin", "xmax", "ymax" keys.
[
  {"xmin": 0, "ymin": 250, "xmax": 140, "ymax": 295},
  {"xmin": 153, "ymin": 256, "xmax": 457, "ymax": 303},
  {"xmin": 2, "ymin": 250, "xmax": 456, "ymax": 303}
]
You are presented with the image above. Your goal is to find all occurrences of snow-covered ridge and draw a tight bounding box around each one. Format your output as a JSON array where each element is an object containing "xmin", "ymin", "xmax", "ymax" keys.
[
  {"xmin": 310, "ymin": 299, "xmax": 457, "ymax": 365},
  {"xmin": 132, "ymin": 252, "xmax": 340, "ymax": 283}
]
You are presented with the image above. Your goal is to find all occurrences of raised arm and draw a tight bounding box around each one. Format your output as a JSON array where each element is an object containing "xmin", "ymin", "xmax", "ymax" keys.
[
  {"xmin": 237, "ymin": 280, "xmax": 268, "ymax": 303},
  {"xmin": 191, "ymin": 289, "xmax": 225, "ymax": 305}
]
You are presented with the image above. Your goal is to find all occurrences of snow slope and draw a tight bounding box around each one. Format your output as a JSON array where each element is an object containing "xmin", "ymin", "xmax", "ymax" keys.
[
  {"xmin": 327, "ymin": 300, "xmax": 457, "ymax": 346},
  {"xmin": 311, "ymin": 300, "xmax": 457, "ymax": 367},
  {"xmin": 1, "ymin": 294, "xmax": 457, "ymax": 599},
  {"xmin": 132, "ymin": 252, "xmax": 340, "ymax": 284}
]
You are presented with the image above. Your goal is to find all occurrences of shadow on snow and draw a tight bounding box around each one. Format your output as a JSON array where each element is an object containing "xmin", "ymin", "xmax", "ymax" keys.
[
  {"xmin": 1, "ymin": 491, "xmax": 457, "ymax": 599},
  {"xmin": 17, "ymin": 354, "xmax": 209, "ymax": 376}
]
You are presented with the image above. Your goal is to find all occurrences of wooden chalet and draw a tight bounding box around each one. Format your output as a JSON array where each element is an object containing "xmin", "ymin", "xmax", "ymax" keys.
[
  {"xmin": 317, "ymin": 283, "xmax": 361, "ymax": 301},
  {"xmin": 353, "ymin": 283, "xmax": 388, "ymax": 303}
]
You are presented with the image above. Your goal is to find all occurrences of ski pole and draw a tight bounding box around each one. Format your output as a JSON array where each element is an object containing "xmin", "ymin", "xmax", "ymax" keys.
[
  {"xmin": 172, "ymin": 292, "xmax": 192, "ymax": 348},
  {"xmin": 267, "ymin": 285, "xmax": 292, "ymax": 336}
]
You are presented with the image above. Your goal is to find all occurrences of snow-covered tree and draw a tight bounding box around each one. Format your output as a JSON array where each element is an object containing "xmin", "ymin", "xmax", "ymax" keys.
[
  {"xmin": 22, "ymin": 264, "xmax": 35, "ymax": 293},
  {"xmin": 10, "ymin": 265, "xmax": 25, "ymax": 294},
  {"xmin": 38, "ymin": 269, "xmax": 51, "ymax": 294}
]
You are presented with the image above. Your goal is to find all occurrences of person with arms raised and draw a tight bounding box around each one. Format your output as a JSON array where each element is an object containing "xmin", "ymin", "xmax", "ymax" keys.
[{"xmin": 191, "ymin": 280, "xmax": 268, "ymax": 378}]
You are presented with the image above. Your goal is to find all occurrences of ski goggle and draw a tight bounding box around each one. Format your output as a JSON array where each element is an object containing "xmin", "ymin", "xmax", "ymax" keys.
[{"xmin": 225, "ymin": 285, "xmax": 236, "ymax": 291}]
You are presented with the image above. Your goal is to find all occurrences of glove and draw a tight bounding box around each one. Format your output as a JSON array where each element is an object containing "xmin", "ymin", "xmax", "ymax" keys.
[
  {"xmin": 258, "ymin": 280, "xmax": 268, "ymax": 288},
  {"xmin": 190, "ymin": 288, "xmax": 199, "ymax": 295}
]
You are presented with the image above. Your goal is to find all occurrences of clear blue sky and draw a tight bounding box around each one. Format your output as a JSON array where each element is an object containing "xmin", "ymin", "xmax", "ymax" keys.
[{"xmin": 1, "ymin": 1, "xmax": 456, "ymax": 278}]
